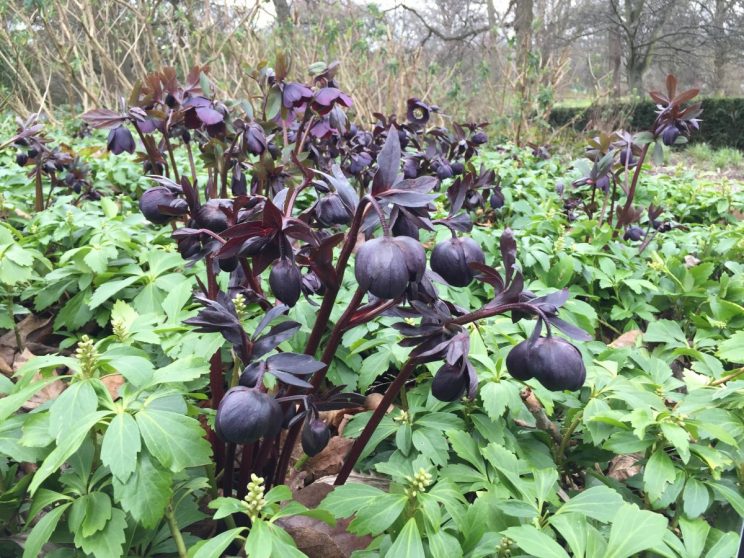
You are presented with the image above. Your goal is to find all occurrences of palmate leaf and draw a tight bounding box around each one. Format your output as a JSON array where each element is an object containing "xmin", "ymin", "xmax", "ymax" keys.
[
  {"xmin": 503, "ymin": 525, "xmax": 570, "ymax": 558},
  {"xmin": 387, "ymin": 518, "xmax": 426, "ymax": 558},
  {"xmin": 112, "ymin": 451, "xmax": 172, "ymax": 529},
  {"xmin": 135, "ymin": 408, "xmax": 211, "ymax": 472},
  {"xmin": 22, "ymin": 502, "xmax": 71, "ymax": 558},
  {"xmin": 604, "ymin": 504, "xmax": 667, "ymax": 558},
  {"xmin": 101, "ymin": 412, "xmax": 141, "ymax": 482}
]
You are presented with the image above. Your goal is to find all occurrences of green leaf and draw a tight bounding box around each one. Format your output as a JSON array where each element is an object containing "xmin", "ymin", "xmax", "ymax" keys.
[
  {"xmin": 264, "ymin": 484, "xmax": 292, "ymax": 505},
  {"xmin": 190, "ymin": 527, "xmax": 245, "ymax": 558},
  {"xmin": 243, "ymin": 518, "xmax": 273, "ymax": 558},
  {"xmin": 682, "ymin": 478, "xmax": 709, "ymax": 518},
  {"xmin": 717, "ymin": 331, "xmax": 744, "ymax": 362},
  {"xmin": 22, "ymin": 502, "xmax": 71, "ymax": 558},
  {"xmin": 660, "ymin": 423, "xmax": 690, "ymax": 463},
  {"xmin": 678, "ymin": 517, "xmax": 709, "ymax": 558},
  {"xmin": 503, "ymin": 525, "xmax": 570, "ymax": 558},
  {"xmin": 347, "ymin": 492, "xmax": 407, "ymax": 536},
  {"xmin": 152, "ymin": 355, "xmax": 209, "ymax": 384},
  {"xmin": 549, "ymin": 513, "xmax": 587, "ymax": 558},
  {"xmin": 605, "ymin": 504, "xmax": 667, "ymax": 558},
  {"xmin": 387, "ymin": 517, "xmax": 425, "ymax": 558},
  {"xmin": 358, "ymin": 348, "xmax": 392, "ymax": 391},
  {"xmin": 643, "ymin": 449, "xmax": 676, "ymax": 501},
  {"xmin": 447, "ymin": 430, "xmax": 486, "ymax": 475},
  {"xmin": 112, "ymin": 451, "xmax": 173, "ymax": 529},
  {"xmin": 68, "ymin": 492, "xmax": 112, "ymax": 538},
  {"xmin": 534, "ymin": 468, "xmax": 559, "ymax": 507},
  {"xmin": 706, "ymin": 481, "xmax": 744, "ymax": 516},
  {"xmin": 644, "ymin": 320, "xmax": 687, "ymax": 345},
  {"xmin": 162, "ymin": 279, "xmax": 194, "ymax": 322},
  {"xmin": 428, "ymin": 529, "xmax": 462, "ymax": 558},
  {"xmin": 48, "ymin": 379, "xmax": 98, "ymax": 443},
  {"xmin": 208, "ymin": 497, "xmax": 245, "ymax": 520},
  {"xmin": 73, "ymin": 507, "xmax": 127, "ymax": 558},
  {"xmin": 101, "ymin": 412, "xmax": 141, "ymax": 482},
  {"xmin": 555, "ymin": 485, "xmax": 623, "ymax": 523},
  {"xmin": 89, "ymin": 275, "xmax": 140, "ymax": 309},
  {"xmin": 136, "ymin": 408, "xmax": 211, "ymax": 472},
  {"xmin": 29, "ymin": 411, "xmax": 110, "ymax": 495},
  {"xmin": 0, "ymin": 376, "xmax": 69, "ymax": 423},
  {"xmin": 27, "ymin": 489, "xmax": 72, "ymax": 522}
]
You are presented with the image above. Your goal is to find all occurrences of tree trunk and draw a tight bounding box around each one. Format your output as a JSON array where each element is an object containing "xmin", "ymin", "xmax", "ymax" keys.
[{"xmin": 609, "ymin": 25, "xmax": 623, "ymax": 95}]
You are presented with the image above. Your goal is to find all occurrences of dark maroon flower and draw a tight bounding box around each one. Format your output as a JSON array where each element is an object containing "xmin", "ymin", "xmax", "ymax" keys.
[
  {"xmin": 282, "ymin": 82, "xmax": 314, "ymax": 109},
  {"xmin": 528, "ymin": 336, "xmax": 586, "ymax": 391},
  {"xmin": 623, "ymin": 226, "xmax": 645, "ymax": 241},
  {"xmin": 316, "ymin": 193, "xmax": 351, "ymax": 227},
  {"xmin": 407, "ymin": 98, "xmax": 431, "ymax": 126},
  {"xmin": 430, "ymin": 237, "xmax": 485, "ymax": 287},
  {"xmin": 16, "ymin": 153, "xmax": 28, "ymax": 167},
  {"xmin": 183, "ymin": 96, "xmax": 224, "ymax": 129},
  {"xmin": 431, "ymin": 362, "xmax": 468, "ymax": 401},
  {"xmin": 354, "ymin": 236, "xmax": 426, "ymax": 299},
  {"xmin": 470, "ymin": 131, "xmax": 488, "ymax": 145},
  {"xmin": 244, "ymin": 122, "xmax": 267, "ymax": 155},
  {"xmin": 490, "ymin": 189, "xmax": 505, "ymax": 209},
  {"xmin": 311, "ymin": 87, "xmax": 353, "ymax": 115},
  {"xmin": 661, "ymin": 125, "xmax": 680, "ymax": 146},
  {"xmin": 215, "ymin": 386, "xmax": 282, "ymax": 444},
  {"xmin": 139, "ymin": 186, "xmax": 187, "ymax": 224},
  {"xmin": 505, "ymin": 339, "xmax": 534, "ymax": 381},
  {"xmin": 301, "ymin": 418, "xmax": 331, "ymax": 456},
  {"xmin": 107, "ymin": 126, "xmax": 135, "ymax": 155},
  {"xmin": 348, "ymin": 152, "xmax": 372, "ymax": 175},
  {"xmin": 196, "ymin": 199, "xmax": 231, "ymax": 233},
  {"xmin": 269, "ymin": 258, "xmax": 302, "ymax": 307}
]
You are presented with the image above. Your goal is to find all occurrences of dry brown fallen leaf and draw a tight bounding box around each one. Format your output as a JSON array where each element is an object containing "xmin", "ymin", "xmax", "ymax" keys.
[
  {"xmin": 607, "ymin": 453, "xmax": 642, "ymax": 481},
  {"xmin": 101, "ymin": 374, "xmax": 125, "ymax": 400},
  {"xmin": 279, "ymin": 482, "xmax": 372, "ymax": 558},
  {"xmin": 608, "ymin": 329, "xmax": 642, "ymax": 349}
]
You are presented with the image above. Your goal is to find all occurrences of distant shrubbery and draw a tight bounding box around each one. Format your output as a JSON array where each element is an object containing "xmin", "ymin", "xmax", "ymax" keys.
[{"xmin": 550, "ymin": 97, "xmax": 744, "ymax": 149}]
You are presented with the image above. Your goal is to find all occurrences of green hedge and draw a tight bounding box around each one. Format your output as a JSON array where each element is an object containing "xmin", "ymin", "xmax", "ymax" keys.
[{"xmin": 549, "ymin": 97, "xmax": 744, "ymax": 150}]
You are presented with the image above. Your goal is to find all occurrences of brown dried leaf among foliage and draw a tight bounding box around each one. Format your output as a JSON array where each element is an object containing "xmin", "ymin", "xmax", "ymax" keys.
[
  {"xmin": 608, "ymin": 329, "xmax": 642, "ymax": 349},
  {"xmin": 607, "ymin": 453, "xmax": 643, "ymax": 481},
  {"xmin": 278, "ymin": 482, "xmax": 373, "ymax": 558},
  {"xmin": 0, "ymin": 315, "xmax": 54, "ymax": 376}
]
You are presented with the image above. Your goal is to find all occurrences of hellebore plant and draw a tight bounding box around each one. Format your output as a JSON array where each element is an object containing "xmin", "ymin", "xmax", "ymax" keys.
[
  {"xmin": 83, "ymin": 60, "xmax": 589, "ymax": 500},
  {"xmin": 566, "ymin": 74, "xmax": 701, "ymax": 248},
  {"xmin": 1, "ymin": 114, "xmax": 97, "ymax": 211}
]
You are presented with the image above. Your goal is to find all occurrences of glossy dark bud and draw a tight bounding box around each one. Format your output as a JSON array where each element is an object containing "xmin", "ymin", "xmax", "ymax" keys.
[
  {"xmin": 355, "ymin": 236, "xmax": 426, "ymax": 299},
  {"xmin": 16, "ymin": 153, "xmax": 28, "ymax": 167},
  {"xmin": 430, "ymin": 237, "xmax": 485, "ymax": 287},
  {"xmin": 245, "ymin": 122, "xmax": 267, "ymax": 155},
  {"xmin": 619, "ymin": 149, "xmax": 636, "ymax": 166},
  {"xmin": 107, "ymin": 126, "xmax": 136, "ymax": 155},
  {"xmin": 232, "ymin": 171, "xmax": 247, "ymax": 197},
  {"xmin": 316, "ymin": 193, "xmax": 350, "ymax": 227},
  {"xmin": 269, "ymin": 258, "xmax": 302, "ymax": 307},
  {"xmin": 177, "ymin": 236, "xmax": 201, "ymax": 259},
  {"xmin": 662, "ymin": 125, "xmax": 680, "ymax": 146},
  {"xmin": 139, "ymin": 186, "xmax": 181, "ymax": 224},
  {"xmin": 403, "ymin": 158, "xmax": 418, "ymax": 179},
  {"xmin": 219, "ymin": 256, "xmax": 239, "ymax": 272},
  {"xmin": 451, "ymin": 161, "xmax": 465, "ymax": 175},
  {"xmin": 239, "ymin": 362, "xmax": 261, "ymax": 388},
  {"xmin": 43, "ymin": 161, "xmax": 57, "ymax": 174},
  {"xmin": 471, "ymin": 131, "xmax": 488, "ymax": 145},
  {"xmin": 196, "ymin": 199, "xmax": 231, "ymax": 233},
  {"xmin": 595, "ymin": 175, "xmax": 610, "ymax": 193},
  {"xmin": 349, "ymin": 152, "xmax": 372, "ymax": 175},
  {"xmin": 490, "ymin": 190, "xmax": 505, "ymax": 209},
  {"xmin": 623, "ymin": 226, "xmax": 645, "ymax": 241},
  {"xmin": 27, "ymin": 148, "xmax": 39, "ymax": 158},
  {"xmin": 431, "ymin": 363, "xmax": 468, "ymax": 401},
  {"xmin": 301, "ymin": 418, "xmax": 331, "ymax": 457},
  {"xmin": 505, "ymin": 339, "xmax": 534, "ymax": 381},
  {"xmin": 301, "ymin": 271, "xmax": 325, "ymax": 296},
  {"xmin": 165, "ymin": 93, "xmax": 178, "ymax": 108},
  {"xmin": 215, "ymin": 386, "xmax": 282, "ymax": 444},
  {"xmin": 436, "ymin": 162, "xmax": 453, "ymax": 180},
  {"xmin": 529, "ymin": 337, "xmax": 586, "ymax": 391}
]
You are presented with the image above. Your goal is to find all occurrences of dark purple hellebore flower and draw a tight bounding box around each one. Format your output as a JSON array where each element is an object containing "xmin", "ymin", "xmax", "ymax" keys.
[
  {"xmin": 311, "ymin": 87, "xmax": 353, "ymax": 115},
  {"xmin": 282, "ymin": 82, "xmax": 314, "ymax": 109},
  {"xmin": 107, "ymin": 126, "xmax": 135, "ymax": 155},
  {"xmin": 407, "ymin": 98, "xmax": 431, "ymax": 126}
]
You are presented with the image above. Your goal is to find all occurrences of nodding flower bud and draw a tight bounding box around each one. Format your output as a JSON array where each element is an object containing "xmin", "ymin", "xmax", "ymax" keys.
[
  {"xmin": 430, "ymin": 237, "xmax": 485, "ymax": 288},
  {"xmin": 316, "ymin": 193, "xmax": 351, "ymax": 227},
  {"xmin": 431, "ymin": 362, "xmax": 468, "ymax": 402},
  {"xmin": 16, "ymin": 153, "xmax": 28, "ymax": 167},
  {"xmin": 301, "ymin": 418, "xmax": 331, "ymax": 457},
  {"xmin": 139, "ymin": 186, "xmax": 187, "ymax": 225},
  {"xmin": 506, "ymin": 334, "xmax": 585, "ymax": 391},
  {"xmin": 354, "ymin": 236, "xmax": 426, "ymax": 299},
  {"xmin": 269, "ymin": 258, "xmax": 302, "ymax": 307},
  {"xmin": 661, "ymin": 125, "xmax": 680, "ymax": 146},
  {"xmin": 215, "ymin": 386, "xmax": 283, "ymax": 444},
  {"xmin": 471, "ymin": 131, "xmax": 488, "ymax": 145},
  {"xmin": 218, "ymin": 256, "xmax": 239, "ymax": 272},
  {"xmin": 196, "ymin": 199, "xmax": 231, "ymax": 233},
  {"xmin": 623, "ymin": 226, "xmax": 645, "ymax": 241},
  {"xmin": 490, "ymin": 189, "xmax": 505, "ymax": 210},
  {"xmin": 451, "ymin": 161, "xmax": 465, "ymax": 176},
  {"xmin": 436, "ymin": 161, "xmax": 453, "ymax": 180},
  {"xmin": 107, "ymin": 125, "xmax": 136, "ymax": 155},
  {"xmin": 165, "ymin": 92, "xmax": 178, "ymax": 108}
]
